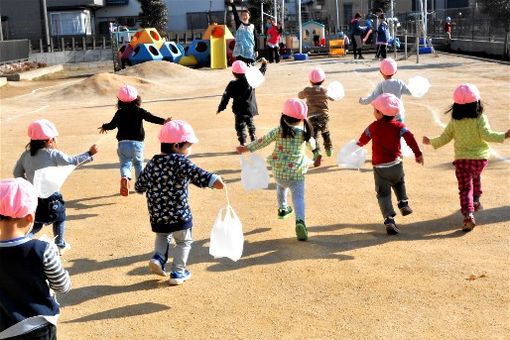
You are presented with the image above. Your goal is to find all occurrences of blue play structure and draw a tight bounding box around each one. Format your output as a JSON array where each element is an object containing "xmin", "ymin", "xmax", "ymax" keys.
[
  {"xmin": 129, "ymin": 44, "xmax": 164, "ymax": 65},
  {"xmin": 160, "ymin": 41, "xmax": 184, "ymax": 63},
  {"xmin": 186, "ymin": 39, "xmax": 211, "ymax": 67}
]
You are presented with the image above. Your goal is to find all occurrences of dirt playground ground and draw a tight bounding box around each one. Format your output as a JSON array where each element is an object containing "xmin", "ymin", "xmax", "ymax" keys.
[{"xmin": 0, "ymin": 54, "xmax": 509, "ymax": 339}]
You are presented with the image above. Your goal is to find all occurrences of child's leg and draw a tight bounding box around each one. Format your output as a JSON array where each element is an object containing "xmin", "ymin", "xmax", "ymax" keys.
[
  {"xmin": 234, "ymin": 115, "xmax": 247, "ymax": 145},
  {"xmin": 246, "ymin": 116, "xmax": 256, "ymax": 142},
  {"xmin": 320, "ymin": 120, "xmax": 332, "ymax": 153},
  {"xmin": 389, "ymin": 163, "xmax": 408, "ymax": 202},
  {"xmin": 472, "ymin": 160, "xmax": 488, "ymax": 204},
  {"xmin": 153, "ymin": 232, "xmax": 171, "ymax": 264},
  {"xmin": 133, "ymin": 141, "xmax": 145, "ymax": 180},
  {"xmin": 276, "ymin": 181, "xmax": 290, "ymax": 209},
  {"xmin": 170, "ymin": 229, "xmax": 193, "ymax": 275},
  {"xmin": 117, "ymin": 141, "xmax": 134, "ymax": 179},
  {"xmin": 454, "ymin": 160, "xmax": 475, "ymax": 215},
  {"xmin": 30, "ymin": 222, "xmax": 44, "ymax": 236},
  {"xmin": 374, "ymin": 167, "xmax": 396, "ymax": 218},
  {"xmin": 52, "ymin": 220, "xmax": 66, "ymax": 247},
  {"xmin": 288, "ymin": 180, "xmax": 305, "ymax": 222},
  {"xmin": 309, "ymin": 116, "xmax": 321, "ymax": 154}
]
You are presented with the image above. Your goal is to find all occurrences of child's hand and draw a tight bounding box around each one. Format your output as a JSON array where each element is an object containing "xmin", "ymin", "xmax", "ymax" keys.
[
  {"xmin": 422, "ymin": 136, "xmax": 431, "ymax": 145},
  {"xmin": 415, "ymin": 155, "xmax": 424, "ymax": 165},
  {"xmin": 213, "ymin": 177, "xmax": 225, "ymax": 189},
  {"xmin": 164, "ymin": 117, "xmax": 172, "ymax": 124},
  {"xmin": 260, "ymin": 57, "xmax": 268, "ymax": 65},
  {"xmin": 89, "ymin": 144, "xmax": 99, "ymax": 156},
  {"xmin": 236, "ymin": 145, "xmax": 248, "ymax": 154},
  {"xmin": 98, "ymin": 127, "xmax": 107, "ymax": 134},
  {"xmin": 505, "ymin": 129, "xmax": 510, "ymax": 139}
]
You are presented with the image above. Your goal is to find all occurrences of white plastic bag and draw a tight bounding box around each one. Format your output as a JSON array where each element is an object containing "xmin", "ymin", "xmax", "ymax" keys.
[
  {"xmin": 209, "ymin": 205, "xmax": 244, "ymax": 261},
  {"xmin": 407, "ymin": 75, "xmax": 431, "ymax": 98},
  {"xmin": 245, "ymin": 66, "xmax": 265, "ymax": 88},
  {"xmin": 240, "ymin": 154, "xmax": 269, "ymax": 191},
  {"xmin": 337, "ymin": 140, "xmax": 367, "ymax": 169},
  {"xmin": 33, "ymin": 165, "xmax": 75, "ymax": 198},
  {"xmin": 400, "ymin": 137, "xmax": 414, "ymax": 157},
  {"xmin": 326, "ymin": 81, "xmax": 345, "ymax": 101}
]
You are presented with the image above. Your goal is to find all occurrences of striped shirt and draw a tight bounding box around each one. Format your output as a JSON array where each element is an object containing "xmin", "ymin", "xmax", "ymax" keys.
[
  {"xmin": 247, "ymin": 126, "xmax": 315, "ymax": 181},
  {"xmin": 0, "ymin": 236, "xmax": 71, "ymax": 338}
]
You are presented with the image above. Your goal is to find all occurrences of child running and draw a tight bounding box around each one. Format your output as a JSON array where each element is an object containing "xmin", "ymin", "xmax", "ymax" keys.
[
  {"xmin": 135, "ymin": 120, "xmax": 225, "ymax": 285},
  {"xmin": 423, "ymin": 84, "xmax": 509, "ymax": 231},
  {"xmin": 13, "ymin": 119, "xmax": 97, "ymax": 254},
  {"xmin": 217, "ymin": 59, "xmax": 268, "ymax": 146},
  {"xmin": 359, "ymin": 58, "xmax": 412, "ymax": 122},
  {"xmin": 0, "ymin": 178, "xmax": 71, "ymax": 339},
  {"xmin": 236, "ymin": 98, "xmax": 315, "ymax": 241},
  {"xmin": 298, "ymin": 67, "xmax": 335, "ymax": 166},
  {"xmin": 356, "ymin": 93, "xmax": 423, "ymax": 235},
  {"xmin": 99, "ymin": 85, "xmax": 171, "ymax": 196}
]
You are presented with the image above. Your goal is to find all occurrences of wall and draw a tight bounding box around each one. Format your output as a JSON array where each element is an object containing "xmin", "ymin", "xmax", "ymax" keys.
[
  {"xmin": 166, "ymin": 0, "xmax": 225, "ymax": 31},
  {"xmin": 0, "ymin": 0, "xmax": 43, "ymax": 40}
]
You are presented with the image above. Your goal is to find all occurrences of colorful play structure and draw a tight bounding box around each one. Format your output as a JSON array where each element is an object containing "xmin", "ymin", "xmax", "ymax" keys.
[{"xmin": 116, "ymin": 24, "xmax": 235, "ymax": 69}]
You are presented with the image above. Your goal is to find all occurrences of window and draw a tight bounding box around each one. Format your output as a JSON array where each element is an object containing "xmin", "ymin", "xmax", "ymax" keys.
[
  {"xmin": 186, "ymin": 11, "xmax": 224, "ymax": 30},
  {"xmin": 49, "ymin": 10, "xmax": 92, "ymax": 36}
]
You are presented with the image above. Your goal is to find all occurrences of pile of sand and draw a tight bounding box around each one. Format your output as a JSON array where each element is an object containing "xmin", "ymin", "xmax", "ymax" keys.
[{"xmin": 118, "ymin": 61, "xmax": 202, "ymax": 80}]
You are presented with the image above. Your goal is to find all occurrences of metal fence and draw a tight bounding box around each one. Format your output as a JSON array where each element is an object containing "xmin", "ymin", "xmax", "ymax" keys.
[{"xmin": 0, "ymin": 39, "xmax": 30, "ymax": 64}]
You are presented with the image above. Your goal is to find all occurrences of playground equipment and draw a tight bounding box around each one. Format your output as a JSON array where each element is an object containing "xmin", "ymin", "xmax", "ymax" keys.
[
  {"xmin": 159, "ymin": 41, "xmax": 184, "ymax": 63},
  {"xmin": 329, "ymin": 38, "xmax": 346, "ymax": 56},
  {"xmin": 202, "ymin": 24, "xmax": 235, "ymax": 69}
]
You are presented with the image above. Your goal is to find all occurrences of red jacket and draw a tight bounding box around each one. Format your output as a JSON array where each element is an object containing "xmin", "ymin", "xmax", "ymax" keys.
[
  {"xmin": 357, "ymin": 119, "xmax": 422, "ymax": 165},
  {"xmin": 267, "ymin": 24, "xmax": 281, "ymax": 45}
]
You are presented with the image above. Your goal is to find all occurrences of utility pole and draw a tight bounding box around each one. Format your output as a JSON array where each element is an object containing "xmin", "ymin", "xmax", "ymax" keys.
[
  {"xmin": 41, "ymin": 0, "xmax": 51, "ymax": 51},
  {"xmin": 335, "ymin": 0, "xmax": 339, "ymax": 33},
  {"xmin": 274, "ymin": 0, "xmax": 278, "ymax": 25},
  {"xmin": 0, "ymin": 10, "xmax": 4, "ymax": 41}
]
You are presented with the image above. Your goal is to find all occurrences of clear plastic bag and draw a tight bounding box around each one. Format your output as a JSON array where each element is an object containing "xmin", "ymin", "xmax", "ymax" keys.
[
  {"xmin": 407, "ymin": 75, "xmax": 431, "ymax": 98},
  {"xmin": 400, "ymin": 137, "xmax": 414, "ymax": 158},
  {"xmin": 245, "ymin": 66, "xmax": 265, "ymax": 88},
  {"xmin": 240, "ymin": 154, "xmax": 269, "ymax": 191},
  {"xmin": 326, "ymin": 81, "xmax": 345, "ymax": 101},
  {"xmin": 337, "ymin": 140, "xmax": 367, "ymax": 169},
  {"xmin": 209, "ymin": 205, "xmax": 244, "ymax": 261},
  {"xmin": 33, "ymin": 165, "xmax": 75, "ymax": 198}
]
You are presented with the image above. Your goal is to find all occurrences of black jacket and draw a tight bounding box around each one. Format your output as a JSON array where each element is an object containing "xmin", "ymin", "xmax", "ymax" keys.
[{"xmin": 102, "ymin": 106, "xmax": 165, "ymax": 141}]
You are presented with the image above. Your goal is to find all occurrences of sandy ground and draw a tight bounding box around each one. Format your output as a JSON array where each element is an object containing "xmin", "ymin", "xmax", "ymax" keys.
[{"xmin": 0, "ymin": 54, "xmax": 509, "ymax": 339}]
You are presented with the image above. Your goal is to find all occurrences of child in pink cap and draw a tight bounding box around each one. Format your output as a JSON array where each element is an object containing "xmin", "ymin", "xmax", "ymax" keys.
[
  {"xmin": 423, "ymin": 83, "xmax": 509, "ymax": 231},
  {"xmin": 298, "ymin": 66, "xmax": 336, "ymax": 166},
  {"xmin": 217, "ymin": 58, "xmax": 268, "ymax": 146},
  {"xmin": 135, "ymin": 120, "xmax": 224, "ymax": 285},
  {"xmin": 13, "ymin": 119, "xmax": 98, "ymax": 254},
  {"xmin": 357, "ymin": 93, "xmax": 424, "ymax": 235},
  {"xmin": 99, "ymin": 85, "xmax": 171, "ymax": 196},
  {"xmin": 359, "ymin": 58, "xmax": 412, "ymax": 122},
  {"xmin": 237, "ymin": 98, "xmax": 316, "ymax": 241},
  {"xmin": 0, "ymin": 178, "xmax": 71, "ymax": 339}
]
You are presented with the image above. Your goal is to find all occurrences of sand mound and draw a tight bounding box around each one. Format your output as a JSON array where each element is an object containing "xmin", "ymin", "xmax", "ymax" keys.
[{"xmin": 118, "ymin": 61, "xmax": 201, "ymax": 80}]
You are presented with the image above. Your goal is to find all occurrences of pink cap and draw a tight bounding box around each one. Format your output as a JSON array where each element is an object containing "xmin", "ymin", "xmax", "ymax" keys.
[
  {"xmin": 27, "ymin": 119, "xmax": 58, "ymax": 140},
  {"xmin": 371, "ymin": 93, "xmax": 402, "ymax": 117},
  {"xmin": 282, "ymin": 98, "xmax": 308, "ymax": 120},
  {"xmin": 379, "ymin": 58, "xmax": 397, "ymax": 76},
  {"xmin": 453, "ymin": 83, "xmax": 480, "ymax": 104},
  {"xmin": 0, "ymin": 178, "xmax": 38, "ymax": 218},
  {"xmin": 117, "ymin": 85, "xmax": 138, "ymax": 103},
  {"xmin": 308, "ymin": 67, "xmax": 326, "ymax": 83},
  {"xmin": 159, "ymin": 120, "xmax": 199, "ymax": 144},
  {"xmin": 231, "ymin": 60, "xmax": 247, "ymax": 74}
]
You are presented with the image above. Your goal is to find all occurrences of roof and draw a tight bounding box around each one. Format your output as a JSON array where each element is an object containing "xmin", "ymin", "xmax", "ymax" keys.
[{"xmin": 302, "ymin": 20, "xmax": 325, "ymax": 28}]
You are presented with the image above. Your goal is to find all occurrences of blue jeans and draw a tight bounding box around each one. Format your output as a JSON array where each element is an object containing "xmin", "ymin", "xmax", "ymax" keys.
[
  {"xmin": 31, "ymin": 220, "xmax": 66, "ymax": 248},
  {"xmin": 117, "ymin": 141, "xmax": 144, "ymax": 180},
  {"xmin": 153, "ymin": 229, "xmax": 193, "ymax": 275},
  {"xmin": 276, "ymin": 179, "xmax": 305, "ymax": 221}
]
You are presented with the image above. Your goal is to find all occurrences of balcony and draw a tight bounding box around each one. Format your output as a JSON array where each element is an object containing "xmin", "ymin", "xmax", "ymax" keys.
[{"xmin": 47, "ymin": 0, "xmax": 104, "ymax": 8}]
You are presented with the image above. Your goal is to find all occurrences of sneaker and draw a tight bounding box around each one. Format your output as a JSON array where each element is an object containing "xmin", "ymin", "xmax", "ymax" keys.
[
  {"xmin": 149, "ymin": 258, "xmax": 167, "ymax": 277},
  {"xmin": 462, "ymin": 213, "xmax": 476, "ymax": 232},
  {"xmin": 384, "ymin": 217, "xmax": 400, "ymax": 235},
  {"xmin": 277, "ymin": 206, "xmax": 293, "ymax": 220},
  {"xmin": 326, "ymin": 148, "xmax": 332, "ymax": 157},
  {"xmin": 169, "ymin": 270, "xmax": 192, "ymax": 285},
  {"xmin": 57, "ymin": 243, "xmax": 71, "ymax": 256},
  {"xmin": 358, "ymin": 55, "xmax": 365, "ymax": 60},
  {"xmin": 474, "ymin": 202, "xmax": 483, "ymax": 212},
  {"xmin": 120, "ymin": 177, "xmax": 130, "ymax": 196},
  {"xmin": 397, "ymin": 201, "xmax": 413, "ymax": 216},
  {"xmin": 295, "ymin": 220, "xmax": 308, "ymax": 241},
  {"xmin": 313, "ymin": 151, "xmax": 322, "ymax": 167}
]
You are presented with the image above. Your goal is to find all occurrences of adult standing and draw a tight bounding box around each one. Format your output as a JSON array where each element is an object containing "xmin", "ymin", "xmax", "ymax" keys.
[
  {"xmin": 228, "ymin": 0, "xmax": 257, "ymax": 65},
  {"xmin": 349, "ymin": 13, "xmax": 365, "ymax": 59},
  {"xmin": 266, "ymin": 19, "xmax": 282, "ymax": 63}
]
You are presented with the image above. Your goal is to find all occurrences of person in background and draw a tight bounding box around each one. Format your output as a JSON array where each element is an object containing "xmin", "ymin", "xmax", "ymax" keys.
[
  {"xmin": 266, "ymin": 19, "xmax": 282, "ymax": 63},
  {"xmin": 228, "ymin": 0, "xmax": 257, "ymax": 65}
]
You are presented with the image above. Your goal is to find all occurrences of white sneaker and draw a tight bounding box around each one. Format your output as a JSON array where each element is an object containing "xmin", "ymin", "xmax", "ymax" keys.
[
  {"xmin": 169, "ymin": 270, "xmax": 191, "ymax": 285},
  {"xmin": 149, "ymin": 259, "xmax": 167, "ymax": 277}
]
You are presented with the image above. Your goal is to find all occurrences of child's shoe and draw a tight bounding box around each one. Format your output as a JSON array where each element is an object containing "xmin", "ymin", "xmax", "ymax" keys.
[
  {"xmin": 120, "ymin": 177, "xmax": 130, "ymax": 196},
  {"xmin": 169, "ymin": 270, "xmax": 192, "ymax": 285},
  {"xmin": 474, "ymin": 201, "xmax": 483, "ymax": 212},
  {"xmin": 326, "ymin": 148, "xmax": 333, "ymax": 157},
  {"xmin": 462, "ymin": 213, "xmax": 476, "ymax": 232},
  {"xmin": 57, "ymin": 242, "xmax": 71, "ymax": 256},
  {"xmin": 277, "ymin": 206, "xmax": 293, "ymax": 220},
  {"xmin": 149, "ymin": 258, "xmax": 167, "ymax": 277},
  {"xmin": 313, "ymin": 150, "xmax": 322, "ymax": 167},
  {"xmin": 397, "ymin": 200, "xmax": 413, "ymax": 216},
  {"xmin": 295, "ymin": 220, "xmax": 308, "ymax": 241},
  {"xmin": 384, "ymin": 217, "xmax": 400, "ymax": 235}
]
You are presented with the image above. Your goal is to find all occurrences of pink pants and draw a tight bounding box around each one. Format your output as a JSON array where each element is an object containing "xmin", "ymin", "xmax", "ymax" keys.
[{"xmin": 453, "ymin": 159, "xmax": 488, "ymax": 215}]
